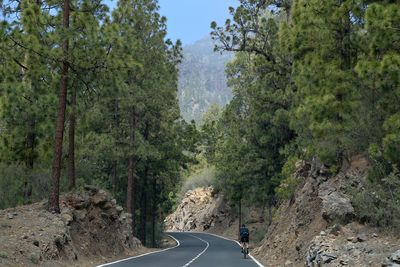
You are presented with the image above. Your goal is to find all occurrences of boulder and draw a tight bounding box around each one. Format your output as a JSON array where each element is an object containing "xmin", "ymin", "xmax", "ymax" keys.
[
  {"xmin": 73, "ymin": 209, "xmax": 87, "ymax": 221},
  {"xmin": 391, "ymin": 250, "xmax": 400, "ymax": 264},
  {"xmin": 61, "ymin": 212, "xmax": 73, "ymax": 226},
  {"xmin": 91, "ymin": 191, "xmax": 108, "ymax": 206},
  {"xmin": 319, "ymin": 185, "xmax": 354, "ymax": 222},
  {"xmin": 84, "ymin": 185, "xmax": 99, "ymax": 196}
]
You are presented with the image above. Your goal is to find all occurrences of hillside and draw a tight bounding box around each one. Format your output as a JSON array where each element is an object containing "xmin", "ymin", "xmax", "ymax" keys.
[
  {"xmin": 0, "ymin": 186, "xmax": 145, "ymax": 267},
  {"xmin": 165, "ymin": 160, "xmax": 400, "ymax": 267},
  {"xmin": 178, "ymin": 36, "xmax": 233, "ymax": 122}
]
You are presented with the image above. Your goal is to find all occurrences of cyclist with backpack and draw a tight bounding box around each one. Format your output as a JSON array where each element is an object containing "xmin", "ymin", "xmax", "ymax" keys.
[{"xmin": 239, "ymin": 224, "xmax": 249, "ymax": 256}]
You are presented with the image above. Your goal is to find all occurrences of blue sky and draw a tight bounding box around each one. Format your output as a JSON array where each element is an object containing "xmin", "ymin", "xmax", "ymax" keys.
[
  {"xmin": 106, "ymin": 0, "xmax": 237, "ymax": 46},
  {"xmin": 158, "ymin": 0, "xmax": 237, "ymax": 45}
]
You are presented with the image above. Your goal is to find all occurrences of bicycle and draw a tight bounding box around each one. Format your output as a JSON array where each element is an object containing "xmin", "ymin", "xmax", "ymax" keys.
[{"xmin": 241, "ymin": 241, "xmax": 249, "ymax": 259}]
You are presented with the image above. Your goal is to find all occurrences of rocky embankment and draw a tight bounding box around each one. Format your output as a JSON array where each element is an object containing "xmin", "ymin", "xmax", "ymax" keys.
[
  {"xmin": 165, "ymin": 187, "xmax": 267, "ymax": 243},
  {"xmin": 166, "ymin": 158, "xmax": 400, "ymax": 267},
  {"xmin": 0, "ymin": 186, "xmax": 141, "ymax": 267},
  {"xmin": 252, "ymin": 158, "xmax": 400, "ymax": 267},
  {"xmin": 165, "ymin": 187, "xmax": 230, "ymax": 232}
]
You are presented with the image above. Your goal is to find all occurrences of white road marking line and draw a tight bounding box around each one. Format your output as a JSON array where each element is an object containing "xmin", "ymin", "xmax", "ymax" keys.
[
  {"xmin": 181, "ymin": 234, "xmax": 210, "ymax": 267},
  {"xmin": 96, "ymin": 234, "xmax": 180, "ymax": 267},
  {"xmin": 191, "ymin": 232, "xmax": 265, "ymax": 267}
]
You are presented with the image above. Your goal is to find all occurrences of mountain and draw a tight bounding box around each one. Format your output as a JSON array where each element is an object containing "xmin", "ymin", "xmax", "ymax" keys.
[{"xmin": 178, "ymin": 36, "xmax": 233, "ymax": 122}]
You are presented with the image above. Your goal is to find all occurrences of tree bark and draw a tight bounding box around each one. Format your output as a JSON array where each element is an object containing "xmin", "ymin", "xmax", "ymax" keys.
[
  {"xmin": 238, "ymin": 198, "xmax": 242, "ymax": 240},
  {"xmin": 112, "ymin": 161, "xmax": 117, "ymax": 194},
  {"xmin": 127, "ymin": 109, "xmax": 136, "ymax": 227},
  {"xmin": 140, "ymin": 164, "xmax": 148, "ymax": 246},
  {"xmin": 126, "ymin": 157, "xmax": 134, "ymax": 213},
  {"xmin": 151, "ymin": 177, "xmax": 156, "ymax": 248},
  {"xmin": 49, "ymin": 0, "xmax": 69, "ymax": 213},
  {"xmin": 24, "ymin": 119, "xmax": 35, "ymax": 204},
  {"xmin": 67, "ymin": 84, "xmax": 76, "ymax": 190}
]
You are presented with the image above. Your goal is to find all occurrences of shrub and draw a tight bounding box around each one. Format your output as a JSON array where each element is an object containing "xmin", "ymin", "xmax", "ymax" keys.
[
  {"xmin": 181, "ymin": 166, "xmax": 216, "ymax": 194},
  {"xmin": 351, "ymin": 165, "xmax": 400, "ymax": 231},
  {"xmin": 0, "ymin": 251, "xmax": 8, "ymax": 258},
  {"xmin": 275, "ymin": 156, "xmax": 301, "ymax": 200},
  {"xmin": 252, "ymin": 227, "xmax": 268, "ymax": 244}
]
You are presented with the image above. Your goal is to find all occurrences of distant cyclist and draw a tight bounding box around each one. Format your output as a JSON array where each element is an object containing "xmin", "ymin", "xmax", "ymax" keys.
[{"xmin": 239, "ymin": 224, "xmax": 249, "ymax": 254}]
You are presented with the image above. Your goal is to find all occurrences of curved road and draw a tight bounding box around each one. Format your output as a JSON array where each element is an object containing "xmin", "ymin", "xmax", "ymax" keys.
[{"xmin": 97, "ymin": 232, "xmax": 264, "ymax": 267}]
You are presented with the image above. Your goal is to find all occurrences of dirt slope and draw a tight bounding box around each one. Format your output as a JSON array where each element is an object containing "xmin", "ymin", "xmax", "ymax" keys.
[
  {"xmin": 0, "ymin": 186, "xmax": 142, "ymax": 267},
  {"xmin": 252, "ymin": 159, "xmax": 400, "ymax": 267}
]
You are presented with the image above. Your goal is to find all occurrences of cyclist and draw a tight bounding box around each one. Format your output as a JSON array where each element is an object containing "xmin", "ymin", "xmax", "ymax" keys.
[{"xmin": 239, "ymin": 224, "xmax": 249, "ymax": 254}]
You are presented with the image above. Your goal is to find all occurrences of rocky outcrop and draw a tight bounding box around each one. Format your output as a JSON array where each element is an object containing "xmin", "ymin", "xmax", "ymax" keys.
[
  {"xmin": 252, "ymin": 157, "xmax": 400, "ymax": 267},
  {"xmin": 383, "ymin": 250, "xmax": 400, "ymax": 267},
  {"xmin": 0, "ymin": 186, "xmax": 140, "ymax": 266},
  {"xmin": 165, "ymin": 187, "xmax": 230, "ymax": 232}
]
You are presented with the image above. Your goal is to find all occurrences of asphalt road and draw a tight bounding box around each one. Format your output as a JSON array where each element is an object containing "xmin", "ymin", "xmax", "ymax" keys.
[{"xmin": 97, "ymin": 232, "xmax": 263, "ymax": 267}]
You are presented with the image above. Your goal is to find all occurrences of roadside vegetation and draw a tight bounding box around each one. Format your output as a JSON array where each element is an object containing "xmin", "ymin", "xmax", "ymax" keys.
[{"xmin": 197, "ymin": 0, "xmax": 400, "ymax": 231}]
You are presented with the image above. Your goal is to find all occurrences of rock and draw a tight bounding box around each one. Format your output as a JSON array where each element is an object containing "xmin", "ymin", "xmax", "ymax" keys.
[
  {"xmin": 322, "ymin": 253, "xmax": 337, "ymax": 263},
  {"xmin": 372, "ymin": 233, "xmax": 378, "ymax": 238},
  {"xmin": 329, "ymin": 224, "xmax": 341, "ymax": 236},
  {"xmin": 116, "ymin": 206, "xmax": 124, "ymax": 213},
  {"xmin": 61, "ymin": 213, "xmax": 73, "ymax": 225},
  {"xmin": 319, "ymin": 186, "xmax": 354, "ymax": 222},
  {"xmin": 84, "ymin": 185, "xmax": 99, "ymax": 195},
  {"xmin": 357, "ymin": 234, "xmax": 367, "ymax": 242},
  {"xmin": 73, "ymin": 209, "xmax": 87, "ymax": 221},
  {"xmin": 390, "ymin": 250, "xmax": 400, "ymax": 264},
  {"xmin": 285, "ymin": 260, "xmax": 293, "ymax": 266},
  {"xmin": 7, "ymin": 213, "xmax": 14, "ymax": 219},
  {"xmin": 33, "ymin": 240, "xmax": 39, "ymax": 247},
  {"xmin": 91, "ymin": 191, "xmax": 108, "ymax": 206},
  {"xmin": 0, "ymin": 223, "xmax": 11, "ymax": 228},
  {"xmin": 73, "ymin": 195, "xmax": 90, "ymax": 209},
  {"xmin": 103, "ymin": 202, "xmax": 114, "ymax": 210}
]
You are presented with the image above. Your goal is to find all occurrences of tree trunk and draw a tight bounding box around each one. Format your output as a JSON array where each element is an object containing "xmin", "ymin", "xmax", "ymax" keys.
[
  {"xmin": 112, "ymin": 161, "xmax": 117, "ymax": 194},
  {"xmin": 126, "ymin": 157, "xmax": 134, "ymax": 213},
  {"xmin": 151, "ymin": 177, "xmax": 157, "ymax": 248},
  {"xmin": 140, "ymin": 165, "xmax": 148, "ymax": 246},
  {"xmin": 49, "ymin": 0, "xmax": 69, "ymax": 213},
  {"xmin": 67, "ymin": 84, "xmax": 76, "ymax": 190},
  {"xmin": 24, "ymin": 119, "xmax": 35, "ymax": 204},
  {"xmin": 127, "ymin": 109, "xmax": 136, "ymax": 228},
  {"xmin": 238, "ymin": 198, "xmax": 242, "ymax": 240}
]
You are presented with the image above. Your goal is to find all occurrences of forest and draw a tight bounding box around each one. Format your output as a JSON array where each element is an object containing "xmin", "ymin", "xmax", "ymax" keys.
[
  {"xmin": 0, "ymin": 0, "xmax": 399, "ymax": 251},
  {"xmin": 206, "ymin": 0, "xmax": 400, "ymax": 230},
  {"xmin": 0, "ymin": 0, "xmax": 189, "ymax": 247}
]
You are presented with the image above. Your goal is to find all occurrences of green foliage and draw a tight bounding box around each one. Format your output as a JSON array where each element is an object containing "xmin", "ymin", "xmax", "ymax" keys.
[
  {"xmin": 351, "ymin": 165, "xmax": 400, "ymax": 231},
  {"xmin": 275, "ymin": 157, "xmax": 301, "ymax": 200},
  {"xmin": 0, "ymin": 0, "xmax": 186, "ymax": 247},
  {"xmin": 181, "ymin": 166, "xmax": 216, "ymax": 194},
  {"xmin": 209, "ymin": 0, "xmax": 400, "ymax": 231},
  {"xmin": 28, "ymin": 252, "xmax": 39, "ymax": 264},
  {"xmin": 0, "ymin": 251, "xmax": 8, "ymax": 258}
]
